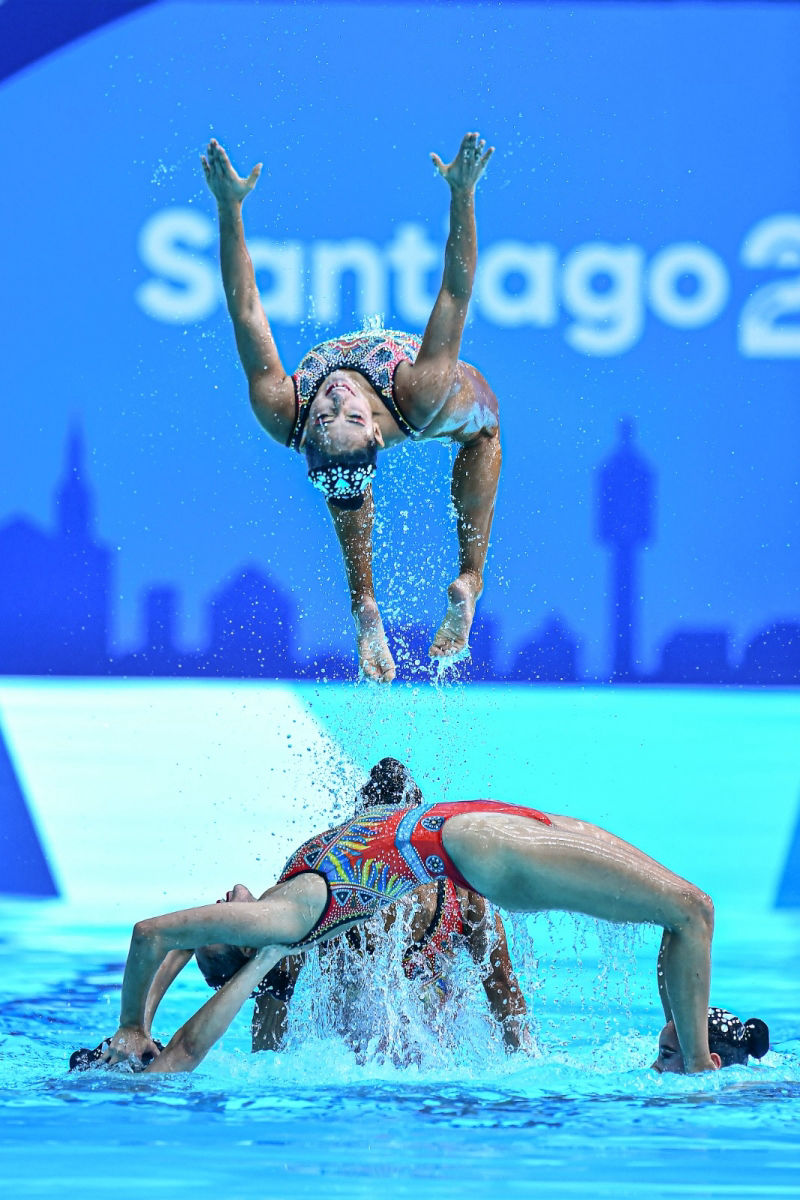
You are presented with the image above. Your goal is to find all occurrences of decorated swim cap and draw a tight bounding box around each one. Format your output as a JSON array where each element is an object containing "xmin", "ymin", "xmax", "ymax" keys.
[
  {"xmin": 308, "ymin": 462, "xmax": 376, "ymax": 509},
  {"xmin": 707, "ymin": 1007, "xmax": 770, "ymax": 1063},
  {"xmin": 69, "ymin": 1037, "xmax": 165, "ymax": 1071},
  {"xmin": 305, "ymin": 442, "xmax": 378, "ymax": 510}
]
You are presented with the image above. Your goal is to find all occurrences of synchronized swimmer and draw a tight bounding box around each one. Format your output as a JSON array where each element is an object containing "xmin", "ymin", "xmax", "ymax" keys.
[
  {"xmin": 90, "ymin": 761, "xmax": 767, "ymax": 1076},
  {"xmin": 202, "ymin": 132, "xmax": 500, "ymax": 682},
  {"xmin": 64, "ymin": 130, "xmax": 771, "ymax": 1089},
  {"xmin": 73, "ymin": 761, "xmax": 530, "ymax": 1066}
]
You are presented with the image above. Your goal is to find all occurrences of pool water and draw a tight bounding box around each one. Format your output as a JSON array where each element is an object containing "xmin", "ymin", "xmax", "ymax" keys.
[
  {"xmin": 1, "ymin": 681, "xmax": 799, "ymax": 1197},
  {"xmin": 1, "ymin": 900, "xmax": 799, "ymax": 1199}
]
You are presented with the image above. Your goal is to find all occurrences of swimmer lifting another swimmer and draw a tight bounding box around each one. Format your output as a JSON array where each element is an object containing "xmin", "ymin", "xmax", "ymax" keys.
[{"xmin": 202, "ymin": 132, "xmax": 500, "ymax": 682}]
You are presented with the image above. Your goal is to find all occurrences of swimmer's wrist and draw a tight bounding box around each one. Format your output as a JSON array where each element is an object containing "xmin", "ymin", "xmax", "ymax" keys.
[{"xmin": 216, "ymin": 197, "xmax": 244, "ymax": 221}]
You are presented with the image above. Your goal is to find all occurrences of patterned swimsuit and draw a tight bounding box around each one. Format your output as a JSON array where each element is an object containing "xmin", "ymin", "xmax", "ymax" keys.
[
  {"xmin": 277, "ymin": 800, "xmax": 552, "ymax": 947},
  {"xmin": 288, "ymin": 329, "xmax": 424, "ymax": 452}
]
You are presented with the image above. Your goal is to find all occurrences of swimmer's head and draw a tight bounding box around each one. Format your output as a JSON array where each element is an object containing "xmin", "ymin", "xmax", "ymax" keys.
[
  {"xmin": 195, "ymin": 884, "xmax": 257, "ymax": 988},
  {"xmin": 195, "ymin": 942, "xmax": 253, "ymax": 989},
  {"xmin": 355, "ymin": 757, "xmax": 424, "ymax": 810},
  {"xmin": 653, "ymin": 1008, "xmax": 770, "ymax": 1073},
  {"xmin": 69, "ymin": 1037, "xmax": 164, "ymax": 1072},
  {"xmin": 301, "ymin": 372, "xmax": 385, "ymax": 509}
]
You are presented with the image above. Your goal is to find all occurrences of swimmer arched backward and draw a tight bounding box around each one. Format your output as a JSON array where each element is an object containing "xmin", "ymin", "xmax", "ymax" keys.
[
  {"xmin": 202, "ymin": 132, "xmax": 501, "ymax": 684},
  {"xmin": 97, "ymin": 773, "xmax": 762, "ymax": 1077}
]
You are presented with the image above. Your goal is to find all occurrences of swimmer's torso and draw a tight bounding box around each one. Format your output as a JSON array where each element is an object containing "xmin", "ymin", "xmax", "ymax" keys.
[
  {"xmin": 289, "ymin": 329, "xmax": 498, "ymax": 451},
  {"xmin": 278, "ymin": 799, "xmax": 550, "ymax": 947}
]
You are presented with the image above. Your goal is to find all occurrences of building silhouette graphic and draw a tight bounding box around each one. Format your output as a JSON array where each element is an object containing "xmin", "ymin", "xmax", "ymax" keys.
[
  {"xmin": 0, "ymin": 423, "xmax": 112, "ymax": 675},
  {"xmin": 0, "ymin": 419, "xmax": 798, "ymax": 685},
  {"xmin": 204, "ymin": 566, "xmax": 296, "ymax": 677},
  {"xmin": 655, "ymin": 629, "xmax": 734, "ymax": 685},
  {"xmin": 511, "ymin": 615, "xmax": 580, "ymax": 683},
  {"xmin": 595, "ymin": 417, "xmax": 655, "ymax": 682}
]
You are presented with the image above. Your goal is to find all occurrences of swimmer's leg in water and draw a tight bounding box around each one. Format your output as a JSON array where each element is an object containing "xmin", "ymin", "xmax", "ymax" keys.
[
  {"xmin": 442, "ymin": 811, "xmax": 717, "ymax": 1074},
  {"xmin": 430, "ymin": 427, "xmax": 502, "ymax": 660},
  {"xmin": 327, "ymin": 487, "xmax": 396, "ymax": 682}
]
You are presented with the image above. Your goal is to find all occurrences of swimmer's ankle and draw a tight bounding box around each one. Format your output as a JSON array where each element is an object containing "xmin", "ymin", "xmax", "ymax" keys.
[{"xmin": 451, "ymin": 570, "xmax": 483, "ymax": 600}]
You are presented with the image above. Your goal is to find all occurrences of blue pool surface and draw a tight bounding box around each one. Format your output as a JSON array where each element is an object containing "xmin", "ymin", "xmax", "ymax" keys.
[{"xmin": 1, "ymin": 681, "xmax": 799, "ymax": 1197}]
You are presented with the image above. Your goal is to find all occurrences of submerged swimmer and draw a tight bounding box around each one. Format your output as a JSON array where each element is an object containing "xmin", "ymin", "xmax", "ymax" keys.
[
  {"xmin": 654, "ymin": 1007, "xmax": 769, "ymax": 1073},
  {"xmin": 202, "ymin": 132, "xmax": 500, "ymax": 681},
  {"xmin": 94, "ymin": 764, "xmax": 766, "ymax": 1076}
]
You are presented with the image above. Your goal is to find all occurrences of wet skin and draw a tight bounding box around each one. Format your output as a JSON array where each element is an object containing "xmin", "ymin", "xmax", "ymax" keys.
[
  {"xmin": 652, "ymin": 1019, "xmax": 721, "ymax": 1073},
  {"xmin": 203, "ymin": 133, "xmax": 500, "ymax": 682},
  {"xmin": 105, "ymin": 806, "xmax": 719, "ymax": 1075}
]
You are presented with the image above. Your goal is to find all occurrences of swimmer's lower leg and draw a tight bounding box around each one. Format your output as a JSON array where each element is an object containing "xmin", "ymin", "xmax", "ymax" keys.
[
  {"xmin": 430, "ymin": 433, "xmax": 500, "ymax": 659},
  {"xmin": 327, "ymin": 488, "xmax": 395, "ymax": 681},
  {"xmin": 450, "ymin": 431, "xmax": 501, "ymax": 579}
]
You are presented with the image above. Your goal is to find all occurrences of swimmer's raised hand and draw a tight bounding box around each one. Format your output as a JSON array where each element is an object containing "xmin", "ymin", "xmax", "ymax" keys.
[
  {"xmin": 102, "ymin": 1024, "xmax": 161, "ymax": 1069},
  {"xmin": 431, "ymin": 132, "xmax": 494, "ymax": 193},
  {"xmin": 201, "ymin": 138, "xmax": 262, "ymax": 205}
]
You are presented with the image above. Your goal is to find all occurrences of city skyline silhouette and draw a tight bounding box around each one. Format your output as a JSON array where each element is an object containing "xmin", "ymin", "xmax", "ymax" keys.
[{"xmin": 0, "ymin": 419, "xmax": 798, "ymax": 685}]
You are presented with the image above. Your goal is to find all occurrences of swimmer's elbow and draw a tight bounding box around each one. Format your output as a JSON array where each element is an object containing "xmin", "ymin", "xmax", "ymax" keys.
[
  {"xmin": 149, "ymin": 1029, "xmax": 206, "ymax": 1074},
  {"xmin": 132, "ymin": 918, "xmax": 168, "ymax": 951}
]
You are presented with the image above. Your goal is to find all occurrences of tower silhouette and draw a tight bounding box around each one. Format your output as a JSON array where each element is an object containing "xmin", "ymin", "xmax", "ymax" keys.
[
  {"xmin": 0, "ymin": 420, "xmax": 112, "ymax": 674},
  {"xmin": 595, "ymin": 417, "xmax": 656, "ymax": 682}
]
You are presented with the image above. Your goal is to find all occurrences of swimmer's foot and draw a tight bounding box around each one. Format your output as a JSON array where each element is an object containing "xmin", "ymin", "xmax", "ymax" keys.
[
  {"xmin": 429, "ymin": 573, "xmax": 481, "ymax": 660},
  {"xmin": 354, "ymin": 599, "xmax": 396, "ymax": 683}
]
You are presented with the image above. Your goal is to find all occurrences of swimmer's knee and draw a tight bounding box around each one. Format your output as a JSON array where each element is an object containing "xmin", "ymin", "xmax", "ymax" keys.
[{"xmin": 672, "ymin": 888, "xmax": 714, "ymax": 938}]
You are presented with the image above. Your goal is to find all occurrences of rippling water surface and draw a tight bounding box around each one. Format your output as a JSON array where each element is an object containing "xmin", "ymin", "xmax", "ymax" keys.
[{"xmin": 1, "ymin": 902, "xmax": 798, "ymax": 1199}]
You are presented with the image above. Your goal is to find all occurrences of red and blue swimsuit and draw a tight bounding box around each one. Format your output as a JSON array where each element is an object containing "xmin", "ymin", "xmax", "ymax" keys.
[{"xmin": 277, "ymin": 800, "xmax": 551, "ymax": 948}]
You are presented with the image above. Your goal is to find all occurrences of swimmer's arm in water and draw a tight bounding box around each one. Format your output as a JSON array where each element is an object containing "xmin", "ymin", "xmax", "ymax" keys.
[
  {"xmin": 201, "ymin": 138, "xmax": 295, "ymax": 444},
  {"xmin": 463, "ymin": 894, "xmax": 530, "ymax": 1052},
  {"xmin": 397, "ymin": 132, "xmax": 494, "ymax": 429},
  {"xmin": 143, "ymin": 949, "xmax": 194, "ymax": 1033},
  {"xmin": 251, "ymin": 953, "xmax": 305, "ymax": 1052},
  {"xmin": 147, "ymin": 946, "xmax": 282, "ymax": 1073},
  {"xmin": 657, "ymin": 932, "xmax": 674, "ymax": 1023}
]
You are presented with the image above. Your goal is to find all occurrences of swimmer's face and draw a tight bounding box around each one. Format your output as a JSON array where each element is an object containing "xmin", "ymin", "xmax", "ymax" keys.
[
  {"xmin": 306, "ymin": 372, "xmax": 384, "ymax": 454},
  {"xmin": 652, "ymin": 1020, "xmax": 722, "ymax": 1074},
  {"xmin": 652, "ymin": 1021, "xmax": 683, "ymax": 1073}
]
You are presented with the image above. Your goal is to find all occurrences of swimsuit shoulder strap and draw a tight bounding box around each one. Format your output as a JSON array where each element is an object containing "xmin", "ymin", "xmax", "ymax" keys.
[{"xmin": 288, "ymin": 329, "xmax": 423, "ymax": 451}]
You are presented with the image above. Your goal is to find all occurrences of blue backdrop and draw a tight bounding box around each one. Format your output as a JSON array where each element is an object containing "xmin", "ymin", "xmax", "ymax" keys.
[{"xmin": 1, "ymin": 0, "xmax": 799, "ymax": 683}]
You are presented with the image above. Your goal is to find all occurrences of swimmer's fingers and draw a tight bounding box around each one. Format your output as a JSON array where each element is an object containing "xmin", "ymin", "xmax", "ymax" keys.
[
  {"xmin": 202, "ymin": 138, "xmax": 262, "ymax": 201},
  {"xmin": 103, "ymin": 1026, "xmax": 158, "ymax": 1068},
  {"xmin": 244, "ymin": 163, "xmax": 263, "ymax": 193},
  {"xmin": 431, "ymin": 132, "xmax": 494, "ymax": 191}
]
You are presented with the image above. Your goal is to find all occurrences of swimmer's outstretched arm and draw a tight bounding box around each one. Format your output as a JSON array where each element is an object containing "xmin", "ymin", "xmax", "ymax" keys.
[
  {"xmin": 397, "ymin": 132, "xmax": 494, "ymax": 428},
  {"xmin": 463, "ymin": 894, "xmax": 530, "ymax": 1051},
  {"xmin": 143, "ymin": 948, "xmax": 194, "ymax": 1032},
  {"xmin": 202, "ymin": 139, "xmax": 295, "ymax": 444},
  {"xmin": 251, "ymin": 954, "xmax": 305, "ymax": 1052},
  {"xmin": 104, "ymin": 876, "xmax": 327, "ymax": 1066},
  {"xmin": 147, "ymin": 947, "xmax": 279, "ymax": 1074}
]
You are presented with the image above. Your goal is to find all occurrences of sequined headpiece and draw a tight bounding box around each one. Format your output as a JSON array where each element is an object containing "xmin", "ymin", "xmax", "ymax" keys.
[
  {"xmin": 308, "ymin": 461, "xmax": 376, "ymax": 509},
  {"xmin": 305, "ymin": 441, "xmax": 378, "ymax": 510},
  {"xmin": 707, "ymin": 1007, "xmax": 769, "ymax": 1060}
]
